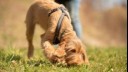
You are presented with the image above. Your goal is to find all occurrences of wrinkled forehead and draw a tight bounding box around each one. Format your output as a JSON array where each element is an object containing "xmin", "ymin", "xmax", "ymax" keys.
[{"xmin": 65, "ymin": 40, "xmax": 81, "ymax": 48}]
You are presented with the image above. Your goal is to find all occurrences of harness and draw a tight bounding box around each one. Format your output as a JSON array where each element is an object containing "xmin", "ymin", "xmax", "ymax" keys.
[{"xmin": 48, "ymin": 6, "xmax": 69, "ymax": 45}]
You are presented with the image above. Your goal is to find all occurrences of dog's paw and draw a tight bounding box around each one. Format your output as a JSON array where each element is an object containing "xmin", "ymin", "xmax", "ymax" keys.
[{"xmin": 54, "ymin": 49, "xmax": 66, "ymax": 57}]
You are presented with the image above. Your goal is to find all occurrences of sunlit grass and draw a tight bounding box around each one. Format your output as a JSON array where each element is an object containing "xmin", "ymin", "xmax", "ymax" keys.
[{"xmin": 0, "ymin": 47, "xmax": 127, "ymax": 72}]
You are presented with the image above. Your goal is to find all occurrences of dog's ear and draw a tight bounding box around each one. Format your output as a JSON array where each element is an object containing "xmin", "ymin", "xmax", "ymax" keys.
[
  {"xmin": 71, "ymin": 39, "xmax": 90, "ymax": 64},
  {"xmin": 80, "ymin": 44, "xmax": 90, "ymax": 65},
  {"xmin": 82, "ymin": 52, "xmax": 89, "ymax": 65}
]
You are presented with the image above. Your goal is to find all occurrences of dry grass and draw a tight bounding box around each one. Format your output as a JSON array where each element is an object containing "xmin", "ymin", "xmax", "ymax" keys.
[
  {"xmin": 0, "ymin": 0, "xmax": 127, "ymax": 48},
  {"xmin": 80, "ymin": 1, "xmax": 127, "ymax": 47},
  {"xmin": 0, "ymin": 0, "xmax": 44, "ymax": 48}
]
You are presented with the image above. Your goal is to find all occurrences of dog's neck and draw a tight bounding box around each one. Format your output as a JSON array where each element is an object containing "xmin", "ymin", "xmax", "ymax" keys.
[
  {"xmin": 48, "ymin": 6, "xmax": 77, "ymax": 45},
  {"xmin": 60, "ymin": 30, "xmax": 78, "ymax": 43},
  {"xmin": 50, "ymin": 6, "xmax": 70, "ymax": 44}
]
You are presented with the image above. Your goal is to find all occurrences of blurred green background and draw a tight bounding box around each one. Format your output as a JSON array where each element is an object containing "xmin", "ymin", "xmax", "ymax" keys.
[{"xmin": 0, "ymin": 0, "xmax": 127, "ymax": 48}]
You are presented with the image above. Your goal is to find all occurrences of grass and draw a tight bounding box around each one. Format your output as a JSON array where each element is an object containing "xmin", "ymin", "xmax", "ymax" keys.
[{"xmin": 0, "ymin": 47, "xmax": 127, "ymax": 72}]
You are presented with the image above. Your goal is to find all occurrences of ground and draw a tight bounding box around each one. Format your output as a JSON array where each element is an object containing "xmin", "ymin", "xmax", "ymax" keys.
[{"xmin": 0, "ymin": 47, "xmax": 127, "ymax": 72}]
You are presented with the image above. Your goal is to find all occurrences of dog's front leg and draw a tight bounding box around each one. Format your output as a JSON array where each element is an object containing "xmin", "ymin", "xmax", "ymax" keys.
[
  {"xmin": 42, "ymin": 41, "xmax": 55, "ymax": 61},
  {"xmin": 53, "ymin": 41, "xmax": 67, "ymax": 57},
  {"xmin": 43, "ymin": 41, "xmax": 66, "ymax": 64}
]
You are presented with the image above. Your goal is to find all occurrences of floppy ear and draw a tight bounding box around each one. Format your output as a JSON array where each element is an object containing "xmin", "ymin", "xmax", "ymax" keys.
[
  {"xmin": 80, "ymin": 44, "xmax": 90, "ymax": 65},
  {"xmin": 82, "ymin": 52, "xmax": 89, "ymax": 65}
]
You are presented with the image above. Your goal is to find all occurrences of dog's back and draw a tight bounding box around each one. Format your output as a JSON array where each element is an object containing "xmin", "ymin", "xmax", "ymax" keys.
[{"xmin": 25, "ymin": 0, "xmax": 61, "ymax": 30}]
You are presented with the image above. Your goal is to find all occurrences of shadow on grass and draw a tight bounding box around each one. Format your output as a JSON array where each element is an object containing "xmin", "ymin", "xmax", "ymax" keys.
[
  {"xmin": 27, "ymin": 59, "xmax": 89, "ymax": 68},
  {"xmin": 6, "ymin": 54, "xmax": 21, "ymax": 62},
  {"xmin": 27, "ymin": 59, "xmax": 52, "ymax": 67}
]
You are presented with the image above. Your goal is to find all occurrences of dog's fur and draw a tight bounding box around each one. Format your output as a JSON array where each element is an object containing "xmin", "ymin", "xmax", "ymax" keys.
[{"xmin": 25, "ymin": 0, "xmax": 89, "ymax": 65}]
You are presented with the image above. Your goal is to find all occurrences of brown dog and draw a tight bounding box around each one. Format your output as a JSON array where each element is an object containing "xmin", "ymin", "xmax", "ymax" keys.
[{"xmin": 25, "ymin": 0, "xmax": 89, "ymax": 65}]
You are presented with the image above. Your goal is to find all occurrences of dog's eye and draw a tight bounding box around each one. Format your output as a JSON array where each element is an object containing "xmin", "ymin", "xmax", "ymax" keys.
[
  {"xmin": 70, "ymin": 49, "xmax": 76, "ymax": 53},
  {"xmin": 66, "ymin": 48, "xmax": 76, "ymax": 53}
]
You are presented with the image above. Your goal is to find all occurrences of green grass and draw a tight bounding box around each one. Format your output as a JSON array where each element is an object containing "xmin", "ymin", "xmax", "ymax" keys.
[{"xmin": 0, "ymin": 47, "xmax": 127, "ymax": 72}]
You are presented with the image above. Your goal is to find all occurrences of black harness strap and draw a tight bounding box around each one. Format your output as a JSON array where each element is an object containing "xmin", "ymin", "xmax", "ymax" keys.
[{"xmin": 48, "ymin": 7, "xmax": 69, "ymax": 45}]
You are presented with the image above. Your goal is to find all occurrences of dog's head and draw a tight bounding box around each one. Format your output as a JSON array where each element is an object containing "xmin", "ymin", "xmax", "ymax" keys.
[{"xmin": 64, "ymin": 38, "xmax": 89, "ymax": 65}]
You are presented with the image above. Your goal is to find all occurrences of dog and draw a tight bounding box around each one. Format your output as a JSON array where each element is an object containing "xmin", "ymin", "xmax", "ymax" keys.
[{"xmin": 25, "ymin": 0, "xmax": 89, "ymax": 65}]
